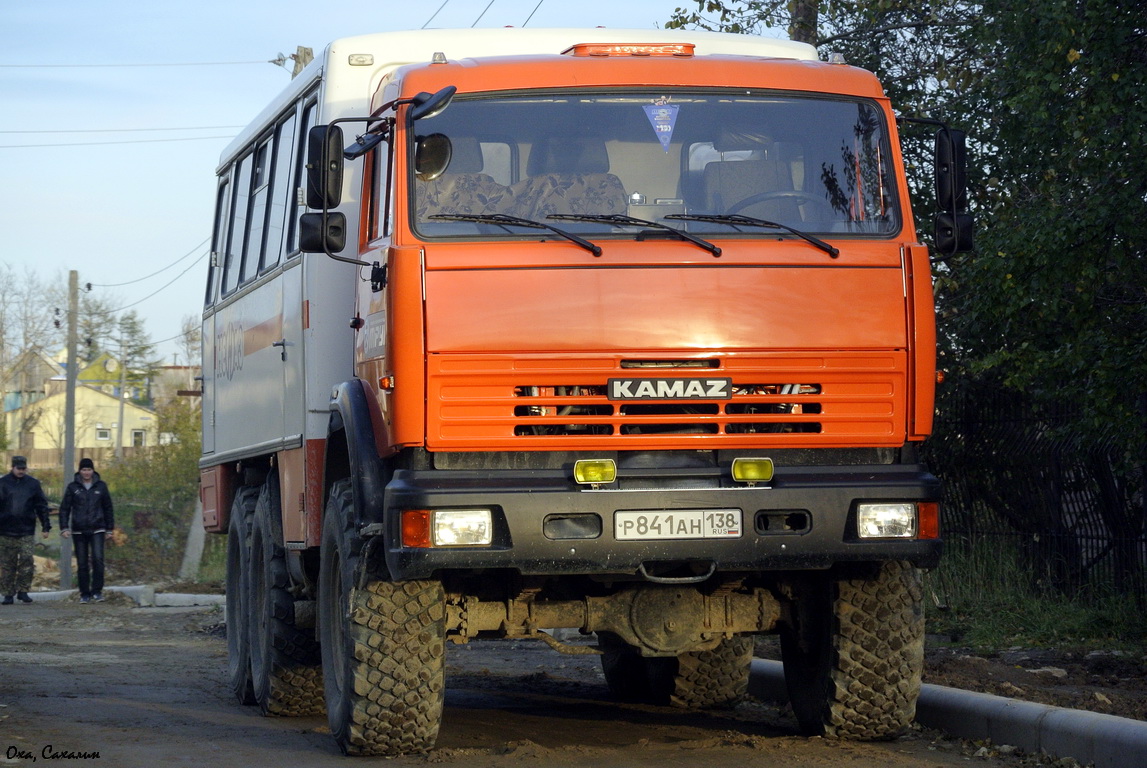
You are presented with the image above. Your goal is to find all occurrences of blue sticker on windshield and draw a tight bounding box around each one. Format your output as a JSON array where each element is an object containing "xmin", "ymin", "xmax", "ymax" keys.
[{"xmin": 644, "ymin": 98, "xmax": 678, "ymax": 152}]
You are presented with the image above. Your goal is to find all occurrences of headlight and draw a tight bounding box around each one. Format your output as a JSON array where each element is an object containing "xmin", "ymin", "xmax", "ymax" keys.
[
  {"xmin": 856, "ymin": 502, "xmax": 916, "ymax": 538},
  {"xmin": 402, "ymin": 508, "xmax": 492, "ymax": 547},
  {"xmin": 433, "ymin": 509, "xmax": 492, "ymax": 546}
]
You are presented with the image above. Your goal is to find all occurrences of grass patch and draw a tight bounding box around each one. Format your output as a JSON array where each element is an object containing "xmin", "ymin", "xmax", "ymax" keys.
[{"xmin": 925, "ymin": 538, "xmax": 1147, "ymax": 654}]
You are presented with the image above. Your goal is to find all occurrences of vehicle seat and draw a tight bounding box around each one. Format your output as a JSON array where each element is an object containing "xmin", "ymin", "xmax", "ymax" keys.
[
  {"xmin": 416, "ymin": 137, "xmax": 512, "ymax": 220},
  {"xmin": 701, "ymin": 129, "xmax": 800, "ymax": 220},
  {"xmin": 506, "ymin": 137, "xmax": 627, "ymax": 219}
]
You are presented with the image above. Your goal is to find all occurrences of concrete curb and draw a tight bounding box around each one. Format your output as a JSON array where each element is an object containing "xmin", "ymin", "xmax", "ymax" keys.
[
  {"xmin": 749, "ymin": 658, "xmax": 1147, "ymax": 768},
  {"xmin": 27, "ymin": 586, "xmax": 224, "ymax": 608}
]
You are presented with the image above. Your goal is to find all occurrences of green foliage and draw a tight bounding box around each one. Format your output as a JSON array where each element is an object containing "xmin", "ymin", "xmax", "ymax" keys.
[
  {"xmin": 944, "ymin": 0, "xmax": 1147, "ymax": 466},
  {"xmin": 103, "ymin": 398, "xmax": 202, "ymax": 580}
]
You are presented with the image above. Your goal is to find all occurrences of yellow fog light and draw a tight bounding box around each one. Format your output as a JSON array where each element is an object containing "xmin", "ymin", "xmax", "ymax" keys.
[
  {"xmin": 732, "ymin": 457, "xmax": 774, "ymax": 485},
  {"xmin": 857, "ymin": 503, "xmax": 916, "ymax": 539},
  {"xmin": 573, "ymin": 459, "xmax": 616, "ymax": 486}
]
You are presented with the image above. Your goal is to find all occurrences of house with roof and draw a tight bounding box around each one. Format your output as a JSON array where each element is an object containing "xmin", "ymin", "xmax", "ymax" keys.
[{"xmin": 2, "ymin": 350, "xmax": 158, "ymax": 467}]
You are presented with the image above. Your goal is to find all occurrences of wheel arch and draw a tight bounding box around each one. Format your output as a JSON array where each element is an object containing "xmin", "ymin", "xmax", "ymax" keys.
[{"xmin": 325, "ymin": 378, "xmax": 391, "ymax": 530}]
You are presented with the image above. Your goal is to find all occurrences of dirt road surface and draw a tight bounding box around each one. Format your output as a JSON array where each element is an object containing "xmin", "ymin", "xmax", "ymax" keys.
[{"xmin": 1, "ymin": 598, "xmax": 1042, "ymax": 768}]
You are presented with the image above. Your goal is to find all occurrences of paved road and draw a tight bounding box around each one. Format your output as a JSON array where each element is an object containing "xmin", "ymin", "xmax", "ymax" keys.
[{"xmin": 0, "ymin": 599, "xmax": 1031, "ymax": 767}]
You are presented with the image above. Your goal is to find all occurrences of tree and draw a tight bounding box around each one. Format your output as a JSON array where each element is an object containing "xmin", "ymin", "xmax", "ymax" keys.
[
  {"xmin": 177, "ymin": 315, "xmax": 202, "ymax": 369},
  {"xmin": 666, "ymin": 0, "xmax": 1146, "ymax": 594},
  {"xmin": 945, "ymin": 0, "xmax": 1147, "ymax": 463},
  {"xmin": 106, "ymin": 397, "xmax": 203, "ymax": 579},
  {"xmin": 114, "ymin": 310, "xmax": 160, "ymax": 405},
  {"xmin": 76, "ymin": 290, "xmax": 121, "ymax": 364},
  {"xmin": 0, "ymin": 267, "xmax": 64, "ymax": 368},
  {"xmin": 668, "ymin": 1, "xmax": 986, "ymax": 226}
]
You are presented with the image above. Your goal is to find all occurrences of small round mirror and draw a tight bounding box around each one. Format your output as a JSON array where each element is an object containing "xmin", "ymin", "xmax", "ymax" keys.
[{"xmin": 414, "ymin": 133, "xmax": 453, "ymax": 181}]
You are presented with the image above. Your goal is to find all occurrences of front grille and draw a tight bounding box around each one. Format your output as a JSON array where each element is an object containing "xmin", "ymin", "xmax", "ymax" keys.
[{"xmin": 428, "ymin": 353, "xmax": 906, "ymax": 450}]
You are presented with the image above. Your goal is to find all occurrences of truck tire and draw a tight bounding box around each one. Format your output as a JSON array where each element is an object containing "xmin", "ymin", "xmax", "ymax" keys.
[
  {"xmin": 319, "ymin": 478, "xmax": 447, "ymax": 755},
  {"xmin": 226, "ymin": 486, "xmax": 260, "ymax": 706},
  {"xmin": 780, "ymin": 561, "xmax": 924, "ymax": 740},
  {"xmin": 666, "ymin": 636, "xmax": 753, "ymax": 709},
  {"xmin": 249, "ymin": 478, "xmax": 324, "ymax": 716},
  {"xmin": 600, "ymin": 633, "xmax": 751, "ymax": 709},
  {"xmin": 599, "ymin": 632, "xmax": 667, "ymax": 702}
]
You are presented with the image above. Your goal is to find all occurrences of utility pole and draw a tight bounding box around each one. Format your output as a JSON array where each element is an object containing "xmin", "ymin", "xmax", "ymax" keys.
[
  {"xmin": 60, "ymin": 270, "xmax": 78, "ymax": 590},
  {"xmin": 115, "ymin": 333, "xmax": 126, "ymax": 460}
]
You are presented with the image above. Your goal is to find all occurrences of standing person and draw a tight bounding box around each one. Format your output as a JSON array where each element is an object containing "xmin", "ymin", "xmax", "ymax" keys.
[
  {"xmin": 0, "ymin": 456, "xmax": 52, "ymax": 604},
  {"xmin": 59, "ymin": 458, "xmax": 115, "ymax": 604}
]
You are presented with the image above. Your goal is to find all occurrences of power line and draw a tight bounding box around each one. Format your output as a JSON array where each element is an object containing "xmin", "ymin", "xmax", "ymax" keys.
[
  {"xmin": 89, "ymin": 238, "xmax": 210, "ymax": 288},
  {"xmin": 109, "ymin": 251, "xmax": 208, "ymax": 313},
  {"xmin": 0, "ymin": 135, "xmax": 234, "ymax": 149},
  {"xmin": 522, "ymin": 0, "xmax": 547, "ymax": 26},
  {"xmin": 472, "ymin": 0, "xmax": 497, "ymax": 27},
  {"xmin": 85, "ymin": 251, "xmax": 209, "ymax": 317},
  {"xmin": 0, "ymin": 126, "xmax": 244, "ymax": 134},
  {"xmin": 0, "ymin": 60, "xmax": 274, "ymax": 68},
  {"xmin": 422, "ymin": 0, "xmax": 450, "ymax": 28}
]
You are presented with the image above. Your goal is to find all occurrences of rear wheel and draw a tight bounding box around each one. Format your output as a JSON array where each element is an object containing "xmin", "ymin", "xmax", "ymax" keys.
[
  {"xmin": 249, "ymin": 475, "xmax": 324, "ymax": 716},
  {"xmin": 225, "ymin": 486, "xmax": 259, "ymax": 706},
  {"xmin": 600, "ymin": 633, "xmax": 751, "ymax": 709},
  {"xmin": 599, "ymin": 632, "xmax": 666, "ymax": 703},
  {"xmin": 780, "ymin": 561, "xmax": 924, "ymax": 739},
  {"xmin": 666, "ymin": 636, "xmax": 753, "ymax": 708},
  {"xmin": 319, "ymin": 478, "xmax": 446, "ymax": 755}
]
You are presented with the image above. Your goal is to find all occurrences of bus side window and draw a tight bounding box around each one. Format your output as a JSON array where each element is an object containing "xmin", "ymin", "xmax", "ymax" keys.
[
  {"xmin": 262, "ymin": 111, "xmax": 298, "ymax": 272},
  {"xmin": 221, "ymin": 153, "xmax": 252, "ymax": 296},
  {"xmin": 241, "ymin": 139, "xmax": 272, "ymax": 284},
  {"xmin": 205, "ymin": 177, "xmax": 231, "ymax": 307}
]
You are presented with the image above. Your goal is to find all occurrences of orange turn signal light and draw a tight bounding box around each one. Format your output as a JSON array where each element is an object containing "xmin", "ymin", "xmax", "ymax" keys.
[
  {"xmin": 917, "ymin": 502, "xmax": 940, "ymax": 540},
  {"xmin": 401, "ymin": 509, "xmax": 432, "ymax": 548}
]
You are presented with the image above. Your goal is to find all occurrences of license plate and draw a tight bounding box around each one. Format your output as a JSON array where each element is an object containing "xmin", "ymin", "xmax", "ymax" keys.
[{"xmin": 614, "ymin": 509, "xmax": 742, "ymax": 541}]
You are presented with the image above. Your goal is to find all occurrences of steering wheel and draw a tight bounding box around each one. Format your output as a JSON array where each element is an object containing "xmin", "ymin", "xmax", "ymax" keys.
[{"xmin": 726, "ymin": 190, "xmax": 835, "ymax": 219}]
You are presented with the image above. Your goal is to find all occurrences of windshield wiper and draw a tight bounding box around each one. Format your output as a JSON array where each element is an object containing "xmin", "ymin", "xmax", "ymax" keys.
[
  {"xmin": 548, "ymin": 214, "xmax": 721, "ymax": 258},
  {"xmin": 664, "ymin": 213, "xmax": 839, "ymax": 258},
  {"xmin": 429, "ymin": 213, "xmax": 602, "ymax": 256}
]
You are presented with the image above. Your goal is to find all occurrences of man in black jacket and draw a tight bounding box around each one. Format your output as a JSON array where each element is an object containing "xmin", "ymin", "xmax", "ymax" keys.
[
  {"xmin": 60, "ymin": 458, "xmax": 115, "ymax": 604},
  {"xmin": 0, "ymin": 455, "xmax": 52, "ymax": 604}
]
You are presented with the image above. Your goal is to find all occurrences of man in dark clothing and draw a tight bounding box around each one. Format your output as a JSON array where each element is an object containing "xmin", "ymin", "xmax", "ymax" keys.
[
  {"xmin": 60, "ymin": 457, "xmax": 115, "ymax": 604},
  {"xmin": 0, "ymin": 455, "xmax": 52, "ymax": 604}
]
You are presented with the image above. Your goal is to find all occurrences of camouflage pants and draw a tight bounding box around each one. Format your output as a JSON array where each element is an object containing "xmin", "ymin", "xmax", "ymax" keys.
[{"xmin": 0, "ymin": 535, "xmax": 35, "ymax": 596}]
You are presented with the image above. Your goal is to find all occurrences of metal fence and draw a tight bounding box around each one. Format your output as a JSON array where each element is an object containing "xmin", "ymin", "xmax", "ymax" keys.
[{"xmin": 923, "ymin": 388, "xmax": 1146, "ymax": 602}]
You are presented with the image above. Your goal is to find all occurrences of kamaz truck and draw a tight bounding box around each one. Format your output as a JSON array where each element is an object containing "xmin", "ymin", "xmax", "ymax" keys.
[{"xmin": 200, "ymin": 27, "xmax": 972, "ymax": 756}]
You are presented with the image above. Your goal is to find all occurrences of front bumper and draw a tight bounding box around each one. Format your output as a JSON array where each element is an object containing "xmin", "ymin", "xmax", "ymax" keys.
[{"xmin": 377, "ymin": 463, "xmax": 941, "ymax": 580}]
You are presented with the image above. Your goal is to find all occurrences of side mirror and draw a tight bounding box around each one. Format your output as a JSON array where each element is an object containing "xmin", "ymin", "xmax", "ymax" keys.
[
  {"xmin": 410, "ymin": 86, "xmax": 456, "ymax": 121},
  {"xmin": 935, "ymin": 211, "xmax": 974, "ymax": 254},
  {"xmin": 935, "ymin": 128, "xmax": 968, "ymax": 212},
  {"xmin": 299, "ymin": 212, "xmax": 347, "ymax": 254},
  {"xmin": 306, "ymin": 125, "xmax": 344, "ymax": 209},
  {"xmin": 414, "ymin": 133, "xmax": 453, "ymax": 181},
  {"xmin": 934, "ymin": 127, "xmax": 973, "ymax": 255}
]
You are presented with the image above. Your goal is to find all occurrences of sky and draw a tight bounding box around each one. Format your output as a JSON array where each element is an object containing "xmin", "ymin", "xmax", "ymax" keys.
[{"xmin": 0, "ymin": 0, "xmax": 692, "ymax": 365}]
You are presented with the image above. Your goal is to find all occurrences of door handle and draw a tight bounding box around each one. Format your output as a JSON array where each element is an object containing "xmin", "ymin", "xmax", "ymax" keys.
[{"xmin": 271, "ymin": 339, "xmax": 294, "ymax": 361}]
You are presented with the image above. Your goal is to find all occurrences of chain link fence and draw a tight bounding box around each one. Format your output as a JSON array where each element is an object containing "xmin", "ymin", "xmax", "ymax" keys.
[{"xmin": 923, "ymin": 386, "xmax": 1146, "ymax": 604}]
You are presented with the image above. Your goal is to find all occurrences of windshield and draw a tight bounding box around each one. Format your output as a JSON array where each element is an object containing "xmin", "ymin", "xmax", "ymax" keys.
[{"xmin": 410, "ymin": 90, "xmax": 899, "ymax": 239}]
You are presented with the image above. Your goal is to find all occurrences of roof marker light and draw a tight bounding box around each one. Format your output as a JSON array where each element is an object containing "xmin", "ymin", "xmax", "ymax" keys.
[{"xmin": 562, "ymin": 43, "xmax": 696, "ymax": 58}]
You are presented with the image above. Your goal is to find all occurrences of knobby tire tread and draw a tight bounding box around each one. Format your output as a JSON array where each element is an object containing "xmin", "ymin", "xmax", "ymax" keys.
[{"xmin": 250, "ymin": 481, "xmax": 324, "ymax": 716}]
